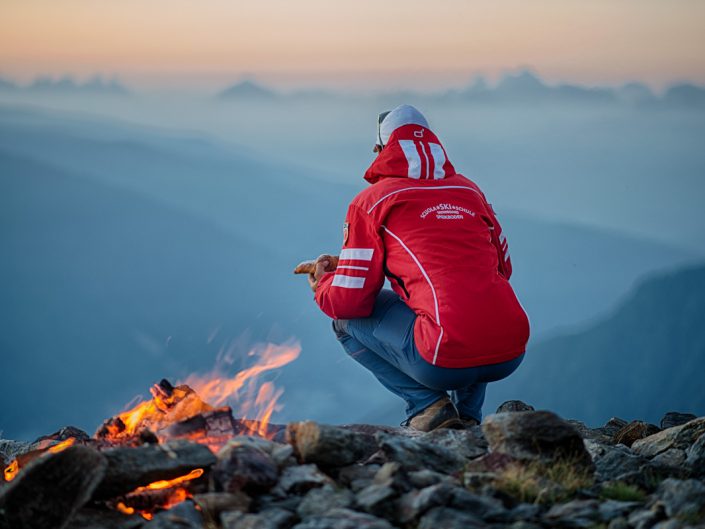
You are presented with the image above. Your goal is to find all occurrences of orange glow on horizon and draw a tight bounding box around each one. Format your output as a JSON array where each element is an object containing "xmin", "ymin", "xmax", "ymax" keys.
[{"xmin": 0, "ymin": 0, "xmax": 704, "ymax": 88}]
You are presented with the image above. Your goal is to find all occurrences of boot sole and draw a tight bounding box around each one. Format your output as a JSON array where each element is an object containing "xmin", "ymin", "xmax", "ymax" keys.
[{"xmin": 430, "ymin": 417, "xmax": 465, "ymax": 431}]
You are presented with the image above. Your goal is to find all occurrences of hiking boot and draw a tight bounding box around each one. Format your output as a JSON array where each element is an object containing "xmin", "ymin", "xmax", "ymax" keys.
[
  {"xmin": 406, "ymin": 397, "xmax": 463, "ymax": 432},
  {"xmin": 459, "ymin": 415, "xmax": 480, "ymax": 429}
]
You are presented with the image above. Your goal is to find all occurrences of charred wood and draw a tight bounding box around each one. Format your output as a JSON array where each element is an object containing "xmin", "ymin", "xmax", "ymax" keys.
[
  {"xmin": 287, "ymin": 422, "xmax": 378, "ymax": 467},
  {"xmin": 0, "ymin": 445, "xmax": 108, "ymax": 529},
  {"xmin": 65, "ymin": 507, "xmax": 143, "ymax": 529},
  {"xmin": 94, "ymin": 441, "xmax": 216, "ymax": 500}
]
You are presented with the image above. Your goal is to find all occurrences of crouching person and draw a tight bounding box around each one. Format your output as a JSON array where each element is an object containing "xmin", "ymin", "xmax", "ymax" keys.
[{"xmin": 308, "ymin": 105, "xmax": 530, "ymax": 432}]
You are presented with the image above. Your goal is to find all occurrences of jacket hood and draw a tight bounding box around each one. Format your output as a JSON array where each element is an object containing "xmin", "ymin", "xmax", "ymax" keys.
[{"xmin": 364, "ymin": 123, "xmax": 456, "ymax": 184}]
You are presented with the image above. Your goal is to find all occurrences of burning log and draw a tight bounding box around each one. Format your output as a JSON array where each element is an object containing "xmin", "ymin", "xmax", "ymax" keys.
[
  {"xmin": 287, "ymin": 421, "xmax": 378, "ymax": 468},
  {"xmin": 0, "ymin": 446, "xmax": 108, "ymax": 529},
  {"xmin": 95, "ymin": 379, "xmax": 214, "ymax": 444},
  {"xmin": 93, "ymin": 440, "xmax": 216, "ymax": 500},
  {"xmin": 163, "ymin": 407, "xmax": 286, "ymax": 450}
]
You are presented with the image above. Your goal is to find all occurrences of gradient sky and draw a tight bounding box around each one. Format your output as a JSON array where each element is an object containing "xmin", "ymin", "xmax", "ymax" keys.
[{"xmin": 1, "ymin": 0, "xmax": 704, "ymax": 90}]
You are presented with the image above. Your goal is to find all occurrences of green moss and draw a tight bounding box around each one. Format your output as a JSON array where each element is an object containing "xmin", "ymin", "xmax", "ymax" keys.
[
  {"xmin": 599, "ymin": 482, "xmax": 646, "ymax": 502},
  {"xmin": 491, "ymin": 458, "xmax": 594, "ymax": 505}
]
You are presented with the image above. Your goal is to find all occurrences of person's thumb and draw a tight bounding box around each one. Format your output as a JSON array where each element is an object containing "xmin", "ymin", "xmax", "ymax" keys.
[{"xmin": 316, "ymin": 260, "xmax": 329, "ymax": 277}]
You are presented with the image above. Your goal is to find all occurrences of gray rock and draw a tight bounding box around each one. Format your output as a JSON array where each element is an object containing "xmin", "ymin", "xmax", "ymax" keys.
[
  {"xmin": 508, "ymin": 503, "xmax": 542, "ymax": 522},
  {"xmin": 465, "ymin": 451, "xmax": 517, "ymax": 473},
  {"xmin": 335, "ymin": 464, "xmax": 380, "ymax": 492},
  {"xmin": 417, "ymin": 506, "xmax": 485, "ymax": 529},
  {"xmin": 0, "ymin": 440, "xmax": 30, "ymax": 463},
  {"xmin": 607, "ymin": 517, "xmax": 629, "ymax": 529},
  {"xmin": 219, "ymin": 436, "xmax": 296, "ymax": 469},
  {"xmin": 598, "ymin": 500, "xmax": 642, "ymax": 521},
  {"xmin": 652, "ymin": 521, "xmax": 684, "ymax": 529},
  {"xmin": 408, "ymin": 468, "xmax": 458, "ymax": 488},
  {"xmin": 613, "ymin": 421, "xmax": 661, "ymax": 447},
  {"xmin": 586, "ymin": 440, "xmax": 648, "ymax": 482},
  {"xmin": 544, "ymin": 499, "xmax": 600, "ymax": 528},
  {"xmin": 627, "ymin": 506, "xmax": 667, "ymax": 529},
  {"xmin": 462, "ymin": 471, "xmax": 497, "ymax": 490},
  {"xmin": 222, "ymin": 508, "xmax": 296, "ymax": 529},
  {"xmin": 296, "ymin": 485, "xmax": 353, "ymax": 518},
  {"xmin": 599, "ymin": 418, "xmax": 630, "ymax": 439},
  {"xmin": 253, "ymin": 494, "xmax": 303, "ymax": 513},
  {"xmin": 650, "ymin": 478, "xmax": 705, "ymax": 518},
  {"xmin": 497, "ymin": 400, "xmax": 535, "ymax": 413},
  {"xmin": 63, "ymin": 508, "xmax": 143, "ymax": 529},
  {"xmin": 685, "ymin": 433, "xmax": 705, "ymax": 476},
  {"xmin": 287, "ymin": 422, "xmax": 378, "ymax": 468},
  {"xmin": 421, "ymin": 427, "xmax": 488, "ymax": 460},
  {"xmin": 632, "ymin": 418, "xmax": 705, "ymax": 458},
  {"xmin": 375, "ymin": 433, "xmax": 466, "ymax": 474},
  {"xmin": 650, "ymin": 449, "xmax": 687, "ymax": 468},
  {"xmin": 292, "ymin": 508, "xmax": 393, "ymax": 529},
  {"xmin": 397, "ymin": 483, "xmax": 454, "ymax": 524},
  {"xmin": 447, "ymin": 486, "xmax": 508, "ymax": 521},
  {"xmin": 148, "ymin": 500, "xmax": 203, "ymax": 529},
  {"xmin": 508, "ymin": 522, "xmax": 543, "ymax": 529},
  {"xmin": 193, "ymin": 492, "xmax": 251, "ymax": 524},
  {"xmin": 568, "ymin": 420, "xmax": 605, "ymax": 441},
  {"xmin": 213, "ymin": 443, "xmax": 279, "ymax": 494},
  {"xmin": 482, "ymin": 411, "xmax": 594, "ymax": 469},
  {"xmin": 355, "ymin": 483, "xmax": 398, "ymax": 520},
  {"xmin": 274, "ymin": 464, "xmax": 333, "ymax": 495},
  {"xmin": 660, "ymin": 412, "xmax": 698, "ymax": 430}
]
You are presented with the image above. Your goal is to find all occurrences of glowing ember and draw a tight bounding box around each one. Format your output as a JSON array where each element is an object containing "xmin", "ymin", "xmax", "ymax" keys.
[
  {"xmin": 138, "ymin": 468, "xmax": 204, "ymax": 491},
  {"xmin": 3, "ymin": 437, "xmax": 76, "ymax": 483},
  {"xmin": 48, "ymin": 437, "xmax": 76, "ymax": 453},
  {"xmin": 3, "ymin": 459, "xmax": 18, "ymax": 482},
  {"xmin": 116, "ymin": 468, "xmax": 205, "ymax": 519}
]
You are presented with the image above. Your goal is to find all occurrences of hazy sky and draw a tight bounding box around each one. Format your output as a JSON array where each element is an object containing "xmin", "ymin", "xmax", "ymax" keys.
[{"xmin": 1, "ymin": 0, "xmax": 704, "ymax": 90}]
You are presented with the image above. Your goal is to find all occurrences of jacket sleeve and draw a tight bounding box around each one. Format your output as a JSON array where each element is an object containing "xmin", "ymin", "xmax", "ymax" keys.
[
  {"xmin": 314, "ymin": 203, "xmax": 385, "ymax": 319},
  {"xmin": 485, "ymin": 200, "xmax": 513, "ymax": 280}
]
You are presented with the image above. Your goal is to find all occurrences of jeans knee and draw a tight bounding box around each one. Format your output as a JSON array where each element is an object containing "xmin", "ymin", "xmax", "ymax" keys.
[{"xmin": 332, "ymin": 319, "xmax": 348, "ymax": 341}]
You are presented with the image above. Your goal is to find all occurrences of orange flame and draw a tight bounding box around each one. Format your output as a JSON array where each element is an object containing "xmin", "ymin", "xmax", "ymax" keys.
[
  {"xmin": 3, "ymin": 459, "xmax": 18, "ymax": 482},
  {"xmin": 184, "ymin": 342, "xmax": 300, "ymax": 431},
  {"xmin": 100, "ymin": 340, "xmax": 301, "ymax": 445}
]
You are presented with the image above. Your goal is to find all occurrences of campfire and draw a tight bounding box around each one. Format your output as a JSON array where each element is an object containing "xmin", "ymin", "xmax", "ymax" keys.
[{"xmin": 1, "ymin": 341, "xmax": 301, "ymax": 521}]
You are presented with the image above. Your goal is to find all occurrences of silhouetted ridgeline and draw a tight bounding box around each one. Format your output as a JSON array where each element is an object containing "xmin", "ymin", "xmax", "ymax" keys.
[{"xmin": 502, "ymin": 265, "xmax": 705, "ymax": 425}]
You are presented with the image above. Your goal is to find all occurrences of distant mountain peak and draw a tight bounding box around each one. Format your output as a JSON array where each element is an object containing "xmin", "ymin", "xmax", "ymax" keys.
[
  {"xmin": 497, "ymin": 69, "xmax": 547, "ymax": 93},
  {"xmin": 26, "ymin": 75, "xmax": 129, "ymax": 95},
  {"xmin": 217, "ymin": 79, "xmax": 277, "ymax": 100}
]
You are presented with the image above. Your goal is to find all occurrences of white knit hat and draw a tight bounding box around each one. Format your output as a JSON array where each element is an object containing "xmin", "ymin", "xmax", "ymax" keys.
[{"xmin": 376, "ymin": 104, "xmax": 430, "ymax": 147}]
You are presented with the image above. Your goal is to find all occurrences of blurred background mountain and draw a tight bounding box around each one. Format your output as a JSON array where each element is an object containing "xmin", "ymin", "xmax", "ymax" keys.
[{"xmin": 1, "ymin": 69, "xmax": 704, "ymax": 440}]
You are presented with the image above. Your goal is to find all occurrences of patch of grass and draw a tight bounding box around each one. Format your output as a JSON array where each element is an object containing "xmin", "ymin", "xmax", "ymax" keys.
[
  {"xmin": 492, "ymin": 458, "xmax": 594, "ymax": 505},
  {"xmin": 676, "ymin": 510, "xmax": 705, "ymax": 525},
  {"xmin": 599, "ymin": 482, "xmax": 646, "ymax": 502}
]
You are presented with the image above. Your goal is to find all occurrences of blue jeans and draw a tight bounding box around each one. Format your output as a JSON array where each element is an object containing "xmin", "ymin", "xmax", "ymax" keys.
[{"xmin": 332, "ymin": 289, "xmax": 524, "ymax": 422}]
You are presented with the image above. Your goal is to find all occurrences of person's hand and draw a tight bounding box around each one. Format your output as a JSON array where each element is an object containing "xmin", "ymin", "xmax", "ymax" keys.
[{"xmin": 308, "ymin": 254, "xmax": 337, "ymax": 292}]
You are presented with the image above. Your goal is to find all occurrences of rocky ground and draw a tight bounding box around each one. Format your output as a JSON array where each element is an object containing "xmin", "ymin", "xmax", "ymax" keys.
[{"xmin": 1, "ymin": 401, "xmax": 704, "ymax": 529}]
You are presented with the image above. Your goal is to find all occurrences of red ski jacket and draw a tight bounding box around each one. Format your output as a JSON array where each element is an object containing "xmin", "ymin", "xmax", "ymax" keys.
[{"xmin": 315, "ymin": 124, "xmax": 530, "ymax": 368}]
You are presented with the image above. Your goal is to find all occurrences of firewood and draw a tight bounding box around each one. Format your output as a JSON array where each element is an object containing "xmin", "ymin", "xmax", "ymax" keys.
[
  {"xmin": 93, "ymin": 440, "xmax": 216, "ymax": 500},
  {"xmin": 293, "ymin": 255, "xmax": 339, "ymax": 275},
  {"xmin": 0, "ymin": 445, "xmax": 108, "ymax": 529},
  {"xmin": 286, "ymin": 421, "xmax": 378, "ymax": 468}
]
